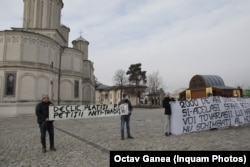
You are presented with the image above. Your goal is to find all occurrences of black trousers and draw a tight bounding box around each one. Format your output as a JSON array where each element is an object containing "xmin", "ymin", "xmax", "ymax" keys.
[{"xmin": 39, "ymin": 121, "xmax": 54, "ymax": 147}]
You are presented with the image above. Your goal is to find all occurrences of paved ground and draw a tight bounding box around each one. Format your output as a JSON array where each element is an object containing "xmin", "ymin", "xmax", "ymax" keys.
[{"xmin": 0, "ymin": 108, "xmax": 250, "ymax": 167}]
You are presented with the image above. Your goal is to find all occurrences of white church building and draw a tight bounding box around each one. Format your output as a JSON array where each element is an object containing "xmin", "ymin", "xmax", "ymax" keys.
[{"xmin": 0, "ymin": 0, "xmax": 95, "ymax": 116}]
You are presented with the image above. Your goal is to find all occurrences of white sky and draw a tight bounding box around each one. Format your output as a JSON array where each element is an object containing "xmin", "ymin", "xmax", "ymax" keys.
[{"xmin": 0, "ymin": 0, "xmax": 250, "ymax": 93}]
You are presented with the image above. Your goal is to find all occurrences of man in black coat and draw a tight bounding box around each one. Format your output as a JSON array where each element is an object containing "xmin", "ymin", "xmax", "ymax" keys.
[
  {"xmin": 162, "ymin": 93, "xmax": 175, "ymax": 136},
  {"xmin": 36, "ymin": 95, "xmax": 56, "ymax": 153}
]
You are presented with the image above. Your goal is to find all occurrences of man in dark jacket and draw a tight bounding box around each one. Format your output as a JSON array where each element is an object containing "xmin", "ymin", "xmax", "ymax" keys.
[
  {"xmin": 119, "ymin": 94, "xmax": 133, "ymax": 140},
  {"xmin": 162, "ymin": 93, "xmax": 175, "ymax": 136},
  {"xmin": 36, "ymin": 95, "xmax": 56, "ymax": 153}
]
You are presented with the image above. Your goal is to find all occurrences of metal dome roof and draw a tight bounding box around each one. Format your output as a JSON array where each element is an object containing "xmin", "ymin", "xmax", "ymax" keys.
[
  {"xmin": 200, "ymin": 75, "xmax": 225, "ymax": 86},
  {"xmin": 189, "ymin": 75, "xmax": 225, "ymax": 88}
]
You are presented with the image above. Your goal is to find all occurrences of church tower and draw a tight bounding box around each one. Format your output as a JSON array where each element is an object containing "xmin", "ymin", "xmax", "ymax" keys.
[
  {"xmin": 22, "ymin": 0, "xmax": 70, "ymax": 46},
  {"xmin": 0, "ymin": 0, "xmax": 95, "ymax": 117},
  {"xmin": 23, "ymin": 0, "xmax": 63, "ymax": 30},
  {"xmin": 72, "ymin": 36, "xmax": 89, "ymax": 60}
]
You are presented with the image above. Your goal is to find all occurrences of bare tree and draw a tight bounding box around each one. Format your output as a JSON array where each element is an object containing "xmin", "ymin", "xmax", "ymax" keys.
[
  {"xmin": 113, "ymin": 69, "xmax": 128, "ymax": 100},
  {"xmin": 148, "ymin": 71, "xmax": 165, "ymax": 92},
  {"xmin": 147, "ymin": 71, "xmax": 165, "ymax": 105}
]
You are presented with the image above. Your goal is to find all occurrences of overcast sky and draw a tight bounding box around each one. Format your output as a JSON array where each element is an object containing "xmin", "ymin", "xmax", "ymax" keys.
[{"xmin": 0, "ymin": 0, "xmax": 250, "ymax": 92}]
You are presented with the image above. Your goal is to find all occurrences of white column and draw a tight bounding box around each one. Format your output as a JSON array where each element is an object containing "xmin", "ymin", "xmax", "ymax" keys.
[
  {"xmin": 42, "ymin": 0, "xmax": 49, "ymax": 28},
  {"xmin": 23, "ymin": 0, "xmax": 28, "ymax": 28},
  {"xmin": 33, "ymin": 0, "xmax": 39, "ymax": 28}
]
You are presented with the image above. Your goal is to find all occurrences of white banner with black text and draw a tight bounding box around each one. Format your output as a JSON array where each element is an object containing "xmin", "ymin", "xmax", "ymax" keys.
[
  {"xmin": 171, "ymin": 96, "xmax": 250, "ymax": 135},
  {"xmin": 49, "ymin": 104, "xmax": 129, "ymax": 120}
]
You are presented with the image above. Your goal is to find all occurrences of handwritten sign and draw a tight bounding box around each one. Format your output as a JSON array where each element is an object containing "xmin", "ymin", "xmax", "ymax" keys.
[
  {"xmin": 171, "ymin": 96, "xmax": 250, "ymax": 135},
  {"xmin": 49, "ymin": 104, "xmax": 129, "ymax": 120}
]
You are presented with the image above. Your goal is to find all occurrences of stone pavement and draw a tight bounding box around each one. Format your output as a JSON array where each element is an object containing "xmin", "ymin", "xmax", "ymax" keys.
[{"xmin": 0, "ymin": 108, "xmax": 250, "ymax": 167}]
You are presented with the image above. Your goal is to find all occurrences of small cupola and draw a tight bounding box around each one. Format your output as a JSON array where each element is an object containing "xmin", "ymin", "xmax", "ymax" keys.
[{"xmin": 72, "ymin": 35, "xmax": 89, "ymax": 60}]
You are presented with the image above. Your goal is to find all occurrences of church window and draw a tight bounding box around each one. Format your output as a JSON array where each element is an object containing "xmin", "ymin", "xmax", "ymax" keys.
[
  {"xmin": 74, "ymin": 80, "xmax": 79, "ymax": 98},
  {"xmin": 5, "ymin": 73, "xmax": 16, "ymax": 96}
]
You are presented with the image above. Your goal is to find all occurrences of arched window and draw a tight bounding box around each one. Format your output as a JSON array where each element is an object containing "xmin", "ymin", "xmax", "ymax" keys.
[{"xmin": 5, "ymin": 73, "xmax": 16, "ymax": 96}]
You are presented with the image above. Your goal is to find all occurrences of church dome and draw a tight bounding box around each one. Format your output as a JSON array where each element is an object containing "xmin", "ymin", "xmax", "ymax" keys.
[
  {"xmin": 75, "ymin": 36, "xmax": 87, "ymax": 42},
  {"xmin": 72, "ymin": 35, "xmax": 89, "ymax": 46}
]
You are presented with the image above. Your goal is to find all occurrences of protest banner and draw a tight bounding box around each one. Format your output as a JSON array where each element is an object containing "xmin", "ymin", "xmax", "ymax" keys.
[
  {"xmin": 49, "ymin": 104, "xmax": 129, "ymax": 120},
  {"xmin": 171, "ymin": 96, "xmax": 250, "ymax": 135}
]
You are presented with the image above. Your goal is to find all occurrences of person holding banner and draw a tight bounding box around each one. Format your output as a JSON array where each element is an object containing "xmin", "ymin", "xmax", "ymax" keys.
[
  {"xmin": 119, "ymin": 94, "xmax": 134, "ymax": 140},
  {"xmin": 35, "ymin": 95, "xmax": 56, "ymax": 153},
  {"xmin": 162, "ymin": 93, "xmax": 175, "ymax": 136}
]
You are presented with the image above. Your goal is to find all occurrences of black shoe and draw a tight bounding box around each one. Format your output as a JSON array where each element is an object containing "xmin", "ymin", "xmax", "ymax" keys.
[
  {"xmin": 50, "ymin": 147, "xmax": 57, "ymax": 151},
  {"xmin": 165, "ymin": 132, "xmax": 169, "ymax": 136},
  {"xmin": 128, "ymin": 136, "xmax": 134, "ymax": 139},
  {"xmin": 169, "ymin": 132, "xmax": 172, "ymax": 136}
]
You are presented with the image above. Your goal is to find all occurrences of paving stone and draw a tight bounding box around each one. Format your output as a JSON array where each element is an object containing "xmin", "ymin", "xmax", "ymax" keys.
[{"xmin": 0, "ymin": 108, "xmax": 250, "ymax": 166}]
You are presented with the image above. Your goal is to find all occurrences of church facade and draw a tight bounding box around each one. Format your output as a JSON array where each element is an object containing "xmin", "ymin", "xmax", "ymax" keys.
[{"xmin": 0, "ymin": 0, "xmax": 95, "ymax": 116}]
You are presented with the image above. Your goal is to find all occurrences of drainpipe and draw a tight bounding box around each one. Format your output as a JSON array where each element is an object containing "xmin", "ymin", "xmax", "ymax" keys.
[{"xmin": 58, "ymin": 47, "xmax": 64, "ymax": 105}]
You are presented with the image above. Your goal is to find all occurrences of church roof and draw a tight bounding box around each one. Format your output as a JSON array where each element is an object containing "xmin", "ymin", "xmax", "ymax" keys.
[
  {"xmin": 75, "ymin": 36, "xmax": 88, "ymax": 42},
  {"xmin": 95, "ymin": 81, "xmax": 110, "ymax": 90},
  {"xmin": 95, "ymin": 81, "xmax": 147, "ymax": 91}
]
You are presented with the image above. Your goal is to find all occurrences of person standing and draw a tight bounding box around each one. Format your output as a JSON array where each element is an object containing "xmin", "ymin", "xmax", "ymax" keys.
[
  {"xmin": 162, "ymin": 93, "xmax": 175, "ymax": 136},
  {"xmin": 119, "ymin": 94, "xmax": 134, "ymax": 140},
  {"xmin": 35, "ymin": 95, "xmax": 56, "ymax": 153}
]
